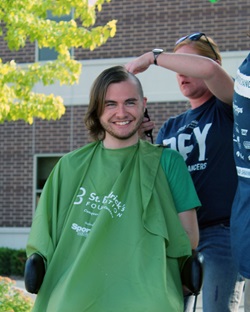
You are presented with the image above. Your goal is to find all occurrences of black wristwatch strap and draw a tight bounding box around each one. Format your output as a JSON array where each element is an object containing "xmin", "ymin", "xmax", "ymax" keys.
[{"xmin": 152, "ymin": 48, "xmax": 164, "ymax": 65}]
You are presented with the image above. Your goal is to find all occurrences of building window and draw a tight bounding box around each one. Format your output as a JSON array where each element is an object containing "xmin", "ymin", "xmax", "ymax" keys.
[
  {"xmin": 34, "ymin": 155, "xmax": 63, "ymax": 209},
  {"xmin": 37, "ymin": 10, "xmax": 73, "ymax": 61}
]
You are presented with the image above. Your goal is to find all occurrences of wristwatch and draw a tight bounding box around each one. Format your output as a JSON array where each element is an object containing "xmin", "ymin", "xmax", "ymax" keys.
[{"xmin": 152, "ymin": 48, "xmax": 164, "ymax": 65}]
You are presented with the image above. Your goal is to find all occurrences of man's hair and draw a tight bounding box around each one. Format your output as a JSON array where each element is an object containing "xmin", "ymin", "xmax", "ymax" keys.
[
  {"xmin": 84, "ymin": 65, "xmax": 144, "ymax": 141},
  {"xmin": 174, "ymin": 36, "xmax": 222, "ymax": 63}
]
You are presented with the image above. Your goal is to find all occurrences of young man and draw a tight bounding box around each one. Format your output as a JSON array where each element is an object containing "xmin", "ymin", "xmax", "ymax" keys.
[
  {"xmin": 25, "ymin": 65, "xmax": 200, "ymax": 312},
  {"xmin": 231, "ymin": 51, "xmax": 250, "ymax": 311}
]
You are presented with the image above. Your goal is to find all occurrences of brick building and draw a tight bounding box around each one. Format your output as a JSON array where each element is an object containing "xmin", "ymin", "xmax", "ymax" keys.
[{"xmin": 0, "ymin": 0, "xmax": 249, "ymax": 248}]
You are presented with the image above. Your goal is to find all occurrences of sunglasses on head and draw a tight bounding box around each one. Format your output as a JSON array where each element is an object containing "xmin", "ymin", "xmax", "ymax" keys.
[{"xmin": 175, "ymin": 32, "xmax": 218, "ymax": 60}]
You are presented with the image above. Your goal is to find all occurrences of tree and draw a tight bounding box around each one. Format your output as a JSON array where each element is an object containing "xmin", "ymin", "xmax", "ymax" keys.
[{"xmin": 0, "ymin": 0, "xmax": 117, "ymax": 124}]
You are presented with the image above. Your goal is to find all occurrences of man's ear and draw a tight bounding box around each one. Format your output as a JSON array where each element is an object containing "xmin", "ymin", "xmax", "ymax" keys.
[{"xmin": 215, "ymin": 59, "xmax": 221, "ymax": 66}]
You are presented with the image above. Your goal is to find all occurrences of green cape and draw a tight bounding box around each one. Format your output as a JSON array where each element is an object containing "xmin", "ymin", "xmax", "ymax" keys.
[{"xmin": 27, "ymin": 140, "xmax": 193, "ymax": 312}]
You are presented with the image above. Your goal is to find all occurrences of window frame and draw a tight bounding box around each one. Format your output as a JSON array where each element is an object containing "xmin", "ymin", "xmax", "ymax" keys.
[
  {"xmin": 33, "ymin": 153, "xmax": 64, "ymax": 212},
  {"xmin": 36, "ymin": 10, "xmax": 74, "ymax": 62}
]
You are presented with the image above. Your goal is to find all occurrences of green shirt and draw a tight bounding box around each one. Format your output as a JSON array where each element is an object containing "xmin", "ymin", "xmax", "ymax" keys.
[{"xmin": 27, "ymin": 140, "xmax": 200, "ymax": 312}]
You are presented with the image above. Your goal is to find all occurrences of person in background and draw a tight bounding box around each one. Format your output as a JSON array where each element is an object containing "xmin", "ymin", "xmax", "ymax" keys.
[
  {"xmin": 125, "ymin": 33, "xmax": 245, "ymax": 312},
  {"xmin": 231, "ymin": 41, "xmax": 250, "ymax": 312},
  {"xmin": 25, "ymin": 65, "xmax": 200, "ymax": 312}
]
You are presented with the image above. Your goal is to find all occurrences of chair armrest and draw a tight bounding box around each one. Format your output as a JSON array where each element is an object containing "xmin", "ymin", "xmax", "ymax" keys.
[
  {"xmin": 24, "ymin": 253, "xmax": 46, "ymax": 294},
  {"xmin": 181, "ymin": 250, "xmax": 204, "ymax": 295}
]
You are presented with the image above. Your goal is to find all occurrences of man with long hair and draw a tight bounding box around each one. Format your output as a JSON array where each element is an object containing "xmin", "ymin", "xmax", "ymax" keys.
[{"xmin": 25, "ymin": 65, "xmax": 200, "ymax": 311}]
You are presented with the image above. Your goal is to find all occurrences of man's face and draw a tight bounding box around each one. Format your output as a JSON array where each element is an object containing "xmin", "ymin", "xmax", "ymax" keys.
[{"xmin": 100, "ymin": 79, "xmax": 147, "ymax": 148}]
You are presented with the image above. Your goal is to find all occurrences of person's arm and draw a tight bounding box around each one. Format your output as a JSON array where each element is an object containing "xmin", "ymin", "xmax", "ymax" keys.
[
  {"xmin": 125, "ymin": 51, "xmax": 234, "ymax": 106},
  {"xmin": 161, "ymin": 149, "xmax": 200, "ymax": 248},
  {"xmin": 178, "ymin": 209, "xmax": 199, "ymax": 249},
  {"xmin": 138, "ymin": 116, "xmax": 155, "ymax": 139}
]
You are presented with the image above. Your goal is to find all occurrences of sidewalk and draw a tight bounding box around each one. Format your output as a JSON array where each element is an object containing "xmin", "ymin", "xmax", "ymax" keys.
[
  {"xmin": 15, "ymin": 279, "xmax": 36, "ymax": 301},
  {"xmin": 14, "ymin": 279, "xmax": 245, "ymax": 311}
]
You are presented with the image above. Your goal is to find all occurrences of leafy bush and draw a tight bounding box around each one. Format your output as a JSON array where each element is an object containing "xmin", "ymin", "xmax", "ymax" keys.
[
  {"xmin": 10, "ymin": 249, "xmax": 27, "ymax": 277},
  {"xmin": 0, "ymin": 248, "xmax": 27, "ymax": 277},
  {"xmin": 0, "ymin": 248, "xmax": 13, "ymax": 276},
  {"xmin": 0, "ymin": 276, "xmax": 34, "ymax": 311}
]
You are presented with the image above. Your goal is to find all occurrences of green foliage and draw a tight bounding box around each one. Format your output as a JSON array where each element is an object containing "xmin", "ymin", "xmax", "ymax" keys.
[
  {"xmin": 0, "ymin": 276, "xmax": 34, "ymax": 311},
  {"xmin": 0, "ymin": 0, "xmax": 117, "ymax": 124},
  {"xmin": 0, "ymin": 248, "xmax": 13, "ymax": 276},
  {"xmin": 0, "ymin": 248, "xmax": 26, "ymax": 277},
  {"xmin": 10, "ymin": 250, "xmax": 27, "ymax": 277}
]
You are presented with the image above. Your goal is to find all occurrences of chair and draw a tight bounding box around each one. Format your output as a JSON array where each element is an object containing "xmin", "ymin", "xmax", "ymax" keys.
[
  {"xmin": 24, "ymin": 249, "xmax": 204, "ymax": 311},
  {"xmin": 181, "ymin": 250, "xmax": 204, "ymax": 312}
]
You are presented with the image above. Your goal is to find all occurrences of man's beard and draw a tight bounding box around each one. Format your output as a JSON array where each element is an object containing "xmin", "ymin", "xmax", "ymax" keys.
[{"xmin": 101, "ymin": 114, "xmax": 144, "ymax": 141}]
